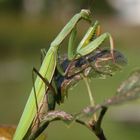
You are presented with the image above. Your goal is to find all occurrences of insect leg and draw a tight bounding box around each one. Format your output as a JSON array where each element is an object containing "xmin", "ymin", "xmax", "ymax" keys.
[
  {"xmin": 76, "ymin": 33, "xmax": 115, "ymax": 61},
  {"xmin": 67, "ymin": 21, "xmax": 101, "ymax": 61},
  {"xmin": 67, "ymin": 27, "xmax": 77, "ymax": 60},
  {"xmin": 32, "ymin": 68, "xmax": 57, "ymax": 126},
  {"xmin": 32, "ymin": 69, "xmax": 41, "ymax": 128},
  {"xmin": 33, "ymin": 68, "xmax": 56, "ymax": 96},
  {"xmin": 77, "ymin": 21, "xmax": 101, "ymax": 50},
  {"xmin": 33, "ymin": 68, "xmax": 56, "ymax": 110}
]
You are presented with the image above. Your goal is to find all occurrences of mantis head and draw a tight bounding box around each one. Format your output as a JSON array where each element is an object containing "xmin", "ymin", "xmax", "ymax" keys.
[{"xmin": 80, "ymin": 9, "xmax": 92, "ymax": 22}]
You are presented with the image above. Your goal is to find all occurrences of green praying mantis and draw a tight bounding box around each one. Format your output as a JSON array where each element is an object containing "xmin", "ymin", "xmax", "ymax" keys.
[{"xmin": 13, "ymin": 9, "xmax": 116, "ymax": 140}]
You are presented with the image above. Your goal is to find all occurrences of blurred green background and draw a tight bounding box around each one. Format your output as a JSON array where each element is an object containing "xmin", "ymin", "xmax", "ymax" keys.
[{"xmin": 0, "ymin": 0, "xmax": 140, "ymax": 139}]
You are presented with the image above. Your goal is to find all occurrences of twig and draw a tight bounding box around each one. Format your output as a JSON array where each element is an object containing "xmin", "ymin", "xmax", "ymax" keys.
[
  {"xmin": 27, "ymin": 111, "xmax": 73, "ymax": 140},
  {"xmin": 90, "ymin": 106, "xmax": 108, "ymax": 140}
]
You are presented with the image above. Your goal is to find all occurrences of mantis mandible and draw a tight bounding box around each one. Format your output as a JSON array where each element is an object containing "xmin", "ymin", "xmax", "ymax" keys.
[{"xmin": 13, "ymin": 9, "xmax": 115, "ymax": 140}]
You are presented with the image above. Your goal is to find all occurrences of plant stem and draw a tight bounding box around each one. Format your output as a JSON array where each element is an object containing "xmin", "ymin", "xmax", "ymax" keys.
[
  {"xmin": 96, "ymin": 129, "xmax": 107, "ymax": 140},
  {"xmin": 28, "ymin": 122, "xmax": 50, "ymax": 140},
  {"xmin": 76, "ymin": 119, "xmax": 107, "ymax": 140},
  {"xmin": 91, "ymin": 107, "xmax": 108, "ymax": 140}
]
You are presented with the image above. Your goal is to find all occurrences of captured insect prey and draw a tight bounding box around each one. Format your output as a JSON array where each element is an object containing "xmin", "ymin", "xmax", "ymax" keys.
[{"xmin": 55, "ymin": 49, "xmax": 127, "ymax": 103}]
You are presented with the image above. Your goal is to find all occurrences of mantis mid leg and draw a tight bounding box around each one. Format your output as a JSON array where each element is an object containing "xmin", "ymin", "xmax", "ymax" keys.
[
  {"xmin": 33, "ymin": 47, "xmax": 54, "ymax": 111},
  {"xmin": 32, "ymin": 68, "xmax": 57, "ymax": 128},
  {"xmin": 40, "ymin": 49, "xmax": 57, "ymax": 108},
  {"xmin": 33, "ymin": 68, "xmax": 56, "ymax": 110},
  {"xmin": 32, "ymin": 69, "xmax": 41, "ymax": 128}
]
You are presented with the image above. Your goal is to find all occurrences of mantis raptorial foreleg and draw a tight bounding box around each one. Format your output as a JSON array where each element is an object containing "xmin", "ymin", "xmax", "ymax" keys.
[
  {"xmin": 76, "ymin": 32, "xmax": 114, "ymax": 60},
  {"xmin": 66, "ymin": 20, "xmax": 114, "ymax": 61},
  {"xmin": 56, "ymin": 21, "xmax": 102, "ymax": 76}
]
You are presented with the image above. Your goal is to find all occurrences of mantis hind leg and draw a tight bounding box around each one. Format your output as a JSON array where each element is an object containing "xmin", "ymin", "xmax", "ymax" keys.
[{"xmin": 32, "ymin": 69, "xmax": 41, "ymax": 128}]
